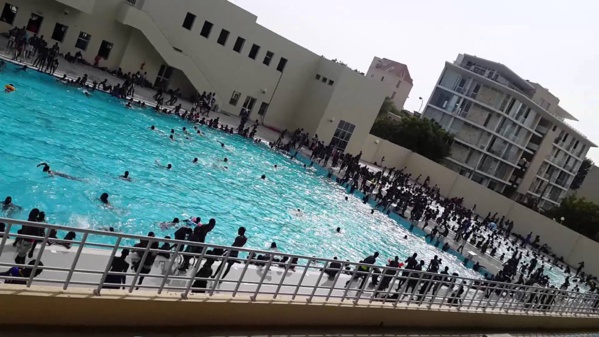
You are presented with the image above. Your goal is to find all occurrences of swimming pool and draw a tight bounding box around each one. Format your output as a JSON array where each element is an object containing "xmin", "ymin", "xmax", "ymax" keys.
[{"xmin": 0, "ymin": 63, "xmax": 482, "ymax": 278}]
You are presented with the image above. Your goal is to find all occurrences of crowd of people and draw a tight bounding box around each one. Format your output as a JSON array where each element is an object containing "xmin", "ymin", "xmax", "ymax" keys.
[{"xmin": 0, "ymin": 51, "xmax": 596, "ymax": 308}]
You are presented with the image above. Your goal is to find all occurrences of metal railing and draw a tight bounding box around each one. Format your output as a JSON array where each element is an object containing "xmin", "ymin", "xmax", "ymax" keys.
[{"xmin": 0, "ymin": 217, "xmax": 597, "ymax": 315}]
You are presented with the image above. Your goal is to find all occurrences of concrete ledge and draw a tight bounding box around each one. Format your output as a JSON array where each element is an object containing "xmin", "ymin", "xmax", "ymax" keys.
[{"xmin": 2, "ymin": 285, "xmax": 599, "ymax": 330}]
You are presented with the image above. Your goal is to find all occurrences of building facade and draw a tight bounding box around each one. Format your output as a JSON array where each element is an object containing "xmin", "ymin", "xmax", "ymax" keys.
[
  {"xmin": 0, "ymin": 0, "xmax": 390, "ymax": 155},
  {"xmin": 423, "ymin": 54, "xmax": 596, "ymax": 210},
  {"xmin": 366, "ymin": 57, "xmax": 413, "ymax": 109}
]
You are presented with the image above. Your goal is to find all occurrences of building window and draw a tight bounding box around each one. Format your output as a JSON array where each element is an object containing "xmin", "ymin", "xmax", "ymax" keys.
[
  {"xmin": 315, "ymin": 74, "xmax": 321, "ymax": 80},
  {"xmin": 200, "ymin": 21, "xmax": 213, "ymax": 38},
  {"xmin": 263, "ymin": 51, "xmax": 274, "ymax": 66},
  {"xmin": 51, "ymin": 23, "xmax": 68, "ymax": 42},
  {"xmin": 243, "ymin": 96, "xmax": 257, "ymax": 112},
  {"xmin": 391, "ymin": 91, "xmax": 396, "ymax": 99},
  {"xmin": 233, "ymin": 37, "xmax": 245, "ymax": 53},
  {"xmin": 229, "ymin": 91, "xmax": 241, "ymax": 106},
  {"xmin": 75, "ymin": 31, "xmax": 92, "ymax": 50},
  {"xmin": 98, "ymin": 40, "xmax": 113, "ymax": 59},
  {"xmin": 182, "ymin": 12, "xmax": 196, "ymax": 30},
  {"xmin": 396, "ymin": 80, "xmax": 401, "ymax": 88},
  {"xmin": 330, "ymin": 120, "xmax": 355, "ymax": 152},
  {"xmin": 27, "ymin": 13, "xmax": 43, "ymax": 34},
  {"xmin": 322, "ymin": 77, "xmax": 328, "ymax": 83},
  {"xmin": 328, "ymin": 80, "xmax": 334, "ymax": 86},
  {"xmin": 0, "ymin": 4, "xmax": 17, "ymax": 25},
  {"xmin": 248, "ymin": 44, "xmax": 260, "ymax": 60},
  {"xmin": 276, "ymin": 57, "xmax": 287, "ymax": 73},
  {"xmin": 258, "ymin": 102, "xmax": 269, "ymax": 116},
  {"xmin": 216, "ymin": 29, "xmax": 229, "ymax": 46},
  {"xmin": 552, "ymin": 125, "xmax": 557, "ymax": 132},
  {"xmin": 381, "ymin": 76, "xmax": 384, "ymax": 81}
]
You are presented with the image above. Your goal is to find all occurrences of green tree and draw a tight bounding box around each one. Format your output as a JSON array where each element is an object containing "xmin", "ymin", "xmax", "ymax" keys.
[
  {"xmin": 377, "ymin": 97, "xmax": 410, "ymax": 120},
  {"xmin": 370, "ymin": 117, "xmax": 454, "ymax": 162},
  {"xmin": 570, "ymin": 158, "xmax": 594, "ymax": 190},
  {"xmin": 543, "ymin": 195, "xmax": 599, "ymax": 239}
]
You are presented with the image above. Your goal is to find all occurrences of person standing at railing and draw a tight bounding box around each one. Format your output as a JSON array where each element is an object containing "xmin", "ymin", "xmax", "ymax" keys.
[
  {"xmin": 180, "ymin": 219, "xmax": 216, "ymax": 271},
  {"xmin": 131, "ymin": 232, "xmax": 158, "ymax": 290},
  {"xmin": 345, "ymin": 252, "xmax": 379, "ymax": 290},
  {"xmin": 211, "ymin": 227, "xmax": 247, "ymax": 282},
  {"xmin": 103, "ymin": 249, "xmax": 130, "ymax": 290},
  {"xmin": 375, "ymin": 256, "xmax": 401, "ymax": 296}
]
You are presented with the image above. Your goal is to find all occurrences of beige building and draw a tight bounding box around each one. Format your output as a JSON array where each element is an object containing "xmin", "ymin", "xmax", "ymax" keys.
[
  {"xmin": 366, "ymin": 57, "xmax": 413, "ymax": 109},
  {"xmin": 423, "ymin": 54, "xmax": 596, "ymax": 210},
  {"xmin": 0, "ymin": 0, "xmax": 390, "ymax": 154},
  {"xmin": 570, "ymin": 165, "xmax": 599, "ymax": 204}
]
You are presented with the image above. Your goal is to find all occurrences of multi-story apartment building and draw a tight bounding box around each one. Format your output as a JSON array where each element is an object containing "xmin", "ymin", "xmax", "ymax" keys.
[
  {"xmin": 0, "ymin": 0, "xmax": 390, "ymax": 155},
  {"xmin": 423, "ymin": 54, "xmax": 596, "ymax": 210},
  {"xmin": 366, "ymin": 57, "xmax": 413, "ymax": 109}
]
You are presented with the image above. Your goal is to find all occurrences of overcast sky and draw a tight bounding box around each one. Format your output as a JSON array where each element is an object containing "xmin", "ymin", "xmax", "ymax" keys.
[{"xmin": 231, "ymin": 0, "xmax": 599, "ymax": 162}]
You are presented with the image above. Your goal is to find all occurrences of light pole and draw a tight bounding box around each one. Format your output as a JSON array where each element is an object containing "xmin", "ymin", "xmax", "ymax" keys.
[{"xmin": 418, "ymin": 97, "xmax": 424, "ymax": 113}]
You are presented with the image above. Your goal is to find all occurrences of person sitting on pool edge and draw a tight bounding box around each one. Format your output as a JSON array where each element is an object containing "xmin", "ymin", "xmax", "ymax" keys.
[{"xmin": 37, "ymin": 162, "xmax": 83, "ymax": 181}]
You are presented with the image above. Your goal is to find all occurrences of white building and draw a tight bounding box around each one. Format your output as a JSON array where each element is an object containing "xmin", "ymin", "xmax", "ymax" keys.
[
  {"xmin": 366, "ymin": 57, "xmax": 413, "ymax": 109},
  {"xmin": 0, "ymin": 0, "xmax": 391, "ymax": 154},
  {"xmin": 423, "ymin": 54, "xmax": 596, "ymax": 210}
]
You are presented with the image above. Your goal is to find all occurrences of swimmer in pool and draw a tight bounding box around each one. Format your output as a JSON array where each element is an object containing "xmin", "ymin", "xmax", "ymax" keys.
[
  {"xmin": 37, "ymin": 162, "xmax": 83, "ymax": 181},
  {"xmin": 83, "ymin": 90, "xmax": 92, "ymax": 97},
  {"xmin": 336, "ymin": 227, "xmax": 341, "ymax": 233},
  {"xmin": 192, "ymin": 158, "xmax": 198, "ymax": 164},
  {"xmin": 155, "ymin": 160, "xmax": 172, "ymax": 170},
  {"xmin": 125, "ymin": 101, "xmax": 132, "ymax": 108},
  {"xmin": 159, "ymin": 217, "xmax": 180, "ymax": 230},
  {"xmin": 1, "ymin": 196, "xmax": 22, "ymax": 215},
  {"xmin": 261, "ymin": 174, "xmax": 266, "ymax": 180},
  {"xmin": 100, "ymin": 193, "xmax": 110, "ymax": 205},
  {"xmin": 218, "ymin": 141, "xmax": 225, "ymax": 148},
  {"xmin": 150, "ymin": 125, "xmax": 156, "ymax": 131},
  {"xmin": 99, "ymin": 226, "xmax": 120, "ymax": 233},
  {"xmin": 169, "ymin": 134, "xmax": 175, "ymax": 141},
  {"xmin": 120, "ymin": 171, "xmax": 131, "ymax": 181},
  {"xmin": 16, "ymin": 65, "xmax": 27, "ymax": 72}
]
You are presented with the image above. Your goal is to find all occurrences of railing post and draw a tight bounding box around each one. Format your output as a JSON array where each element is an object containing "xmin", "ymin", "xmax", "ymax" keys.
[
  {"xmin": 208, "ymin": 249, "xmax": 232, "ymax": 296},
  {"xmin": 128, "ymin": 239, "xmax": 154, "ymax": 293},
  {"xmin": 232, "ymin": 252, "xmax": 253, "ymax": 297},
  {"xmin": 0, "ymin": 222, "xmax": 13, "ymax": 257},
  {"xmin": 273, "ymin": 256, "xmax": 293, "ymax": 299},
  {"xmin": 307, "ymin": 259, "xmax": 326, "ymax": 303},
  {"xmin": 63, "ymin": 232, "xmax": 88, "ymax": 290},
  {"xmin": 26, "ymin": 228, "xmax": 51, "ymax": 288},
  {"xmin": 94, "ymin": 237, "xmax": 122, "ymax": 296},
  {"xmin": 250, "ymin": 254, "xmax": 274, "ymax": 301},
  {"xmin": 292, "ymin": 259, "xmax": 312, "ymax": 300},
  {"xmin": 157, "ymin": 243, "xmax": 180, "ymax": 294},
  {"xmin": 181, "ymin": 246, "xmax": 207, "ymax": 299}
]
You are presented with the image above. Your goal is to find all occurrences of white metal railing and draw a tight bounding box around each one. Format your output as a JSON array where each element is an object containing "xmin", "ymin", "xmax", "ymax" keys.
[{"xmin": 0, "ymin": 217, "xmax": 597, "ymax": 315}]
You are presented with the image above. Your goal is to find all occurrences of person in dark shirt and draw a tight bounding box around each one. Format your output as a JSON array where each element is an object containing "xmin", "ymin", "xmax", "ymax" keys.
[
  {"xmin": 324, "ymin": 257, "xmax": 342, "ymax": 280},
  {"xmin": 212, "ymin": 227, "xmax": 247, "ymax": 281},
  {"xmin": 397, "ymin": 253, "xmax": 418, "ymax": 290},
  {"xmin": 180, "ymin": 219, "xmax": 216, "ymax": 270},
  {"xmin": 404, "ymin": 260, "xmax": 425, "ymax": 296},
  {"xmin": 0, "ymin": 260, "xmax": 43, "ymax": 285},
  {"xmin": 132, "ymin": 232, "xmax": 158, "ymax": 289},
  {"xmin": 103, "ymin": 249, "xmax": 130, "ymax": 289},
  {"xmin": 376, "ymin": 256, "xmax": 400, "ymax": 295},
  {"xmin": 174, "ymin": 226, "xmax": 192, "ymax": 252},
  {"xmin": 346, "ymin": 252, "xmax": 379, "ymax": 289},
  {"xmin": 192, "ymin": 258, "xmax": 215, "ymax": 293}
]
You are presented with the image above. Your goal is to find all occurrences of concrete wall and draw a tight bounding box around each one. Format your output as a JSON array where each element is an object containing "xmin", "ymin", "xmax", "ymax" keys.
[
  {"xmin": 2, "ymin": 286, "xmax": 599, "ymax": 330},
  {"xmin": 0, "ymin": 0, "xmax": 131, "ymax": 69},
  {"xmin": 316, "ymin": 66, "xmax": 390, "ymax": 155},
  {"xmin": 361, "ymin": 137, "xmax": 599, "ymax": 275}
]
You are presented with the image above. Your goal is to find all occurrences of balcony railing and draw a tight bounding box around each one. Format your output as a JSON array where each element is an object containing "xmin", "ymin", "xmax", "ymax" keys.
[{"xmin": 0, "ymin": 217, "xmax": 597, "ymax": 315}]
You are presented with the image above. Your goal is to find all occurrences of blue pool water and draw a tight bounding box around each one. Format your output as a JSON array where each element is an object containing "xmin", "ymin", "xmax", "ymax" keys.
[{"xmin": 0, "ymin": 63, "xmax": 480, "ymax": 278}]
